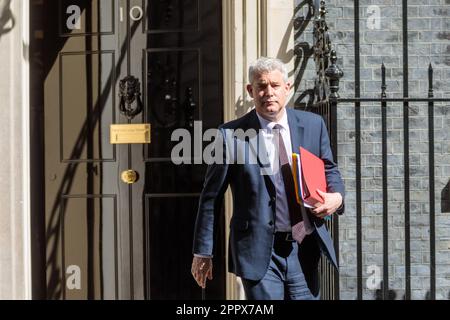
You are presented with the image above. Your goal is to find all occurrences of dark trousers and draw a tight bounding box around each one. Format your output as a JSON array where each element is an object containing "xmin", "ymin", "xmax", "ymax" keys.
[{"xmin": 241, "ymin": 233, "xmax": 319, "ymax": 300}]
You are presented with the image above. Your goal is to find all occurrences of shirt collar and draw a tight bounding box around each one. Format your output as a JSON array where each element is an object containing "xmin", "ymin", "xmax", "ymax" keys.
[{"xmin": 255, "ymin": 108, "xmax": 289, "ymax": 131}]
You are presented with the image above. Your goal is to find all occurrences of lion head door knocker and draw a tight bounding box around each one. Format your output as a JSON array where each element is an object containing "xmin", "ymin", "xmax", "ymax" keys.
[{"xmin": 119, "ymin": 75, "xmax": 143, "ymax": 120}]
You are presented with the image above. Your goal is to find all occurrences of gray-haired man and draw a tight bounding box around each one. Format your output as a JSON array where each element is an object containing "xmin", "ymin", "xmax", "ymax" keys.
[{"xmin": 191, "ymin": 57, "xmax": 345, "ymax": 300}]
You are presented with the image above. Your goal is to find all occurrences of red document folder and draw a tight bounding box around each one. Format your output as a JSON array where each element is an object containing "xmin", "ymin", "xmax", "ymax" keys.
[{"xmin": 298, "ymin": 147, "xmax": 326, "ymax": 206}]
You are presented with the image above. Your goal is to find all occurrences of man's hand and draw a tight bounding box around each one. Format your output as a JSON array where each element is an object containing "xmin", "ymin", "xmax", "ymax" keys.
[
  {"xmin": 191, "ymin": 256, "xmax": 213, "ymax": 288},
  {"xmin": 312, "ymin": 190, "xmax": 343, "ymax": 219}
]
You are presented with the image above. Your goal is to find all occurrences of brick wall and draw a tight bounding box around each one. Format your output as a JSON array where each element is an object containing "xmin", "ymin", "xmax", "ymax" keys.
[{"xmin": 295, "ymin": 0, "xmax": 450, "ymax": 300}]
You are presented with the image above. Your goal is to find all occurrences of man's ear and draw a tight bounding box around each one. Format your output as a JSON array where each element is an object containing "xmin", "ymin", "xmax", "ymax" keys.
[
  {"xmin": 246, "ymin": 84, "xmax": 254, "ymax": 98},
  {"xmin": 285, "ymin": 81, "xmax": 292, "ymax": 92}
]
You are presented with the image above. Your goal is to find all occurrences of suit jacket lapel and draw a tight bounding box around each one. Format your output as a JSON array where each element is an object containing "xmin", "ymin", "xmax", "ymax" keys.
[
  {"xmin": 244, "ymin": 108, "xmax": 305, "ymax": 195},
  {"xmin": 287, "ymin": 108, "xmax": 305, "ymax": 154}
]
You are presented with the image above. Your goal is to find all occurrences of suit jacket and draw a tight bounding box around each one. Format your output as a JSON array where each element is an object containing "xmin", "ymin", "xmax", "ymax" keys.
[{"xmin": 193, "ymin": 108, "xmax": 345, "ymax": 296}]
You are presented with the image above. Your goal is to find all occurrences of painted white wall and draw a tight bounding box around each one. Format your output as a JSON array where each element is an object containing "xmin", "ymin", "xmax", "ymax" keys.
[
  {"xmin": 0, "ymin": 0, "xmax": 31, "ymax": 300},
  {"xmin": 267, "ymin": 0, "xmax": 295, "ymax": 79}
]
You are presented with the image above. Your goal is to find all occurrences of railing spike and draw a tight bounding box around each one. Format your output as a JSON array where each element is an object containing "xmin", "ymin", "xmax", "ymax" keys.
[
  {"xmin": 325, "ymin": 50, "xmax": 344, "ymax": 99},
  {"xmin": 428, "ymin": 63, "xmax": 434, "ymax": 96}
]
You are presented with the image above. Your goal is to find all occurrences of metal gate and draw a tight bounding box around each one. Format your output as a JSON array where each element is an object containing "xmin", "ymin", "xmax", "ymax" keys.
[
  {"xmin": 294, "ymin": 0, "xmax": 342, "ymax": 300},
  {"xmin": 296, "ymin": 0, "xmax": 450, "ymax": 300}
]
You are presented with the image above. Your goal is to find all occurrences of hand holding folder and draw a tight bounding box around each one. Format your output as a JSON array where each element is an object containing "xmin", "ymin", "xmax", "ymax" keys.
[{"xmin": 292, "ymin": 147, "xmax": 327, "ymax": 207}]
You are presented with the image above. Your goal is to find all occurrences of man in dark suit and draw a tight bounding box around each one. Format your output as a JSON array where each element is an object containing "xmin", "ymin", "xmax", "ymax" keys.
[{"xmin": 191, "ymin": 57, "xmax": 345, "ymax": 300}]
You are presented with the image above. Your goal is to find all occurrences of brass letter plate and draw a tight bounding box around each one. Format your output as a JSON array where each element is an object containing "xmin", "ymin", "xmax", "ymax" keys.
[{"xmin": 110, "ymin": 124, "xmax": 151, "ymax": 144}]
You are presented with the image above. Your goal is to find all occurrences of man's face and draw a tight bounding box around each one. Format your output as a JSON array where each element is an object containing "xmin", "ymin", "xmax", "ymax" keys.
[{"xmin": 246, "ymin": 69, "xmax": 291, "ymax": 121}]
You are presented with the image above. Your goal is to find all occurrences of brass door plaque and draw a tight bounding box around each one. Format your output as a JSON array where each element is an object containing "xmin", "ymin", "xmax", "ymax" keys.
[{"xmin": 110, "ymin": 124, "xmax": 151, "ymax": 144}]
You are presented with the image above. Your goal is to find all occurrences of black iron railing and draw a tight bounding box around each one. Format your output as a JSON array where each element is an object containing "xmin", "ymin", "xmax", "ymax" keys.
[
  {"xmin": 295, "ymin": 0, "xmax": 343, "ymax": 300},
  {"xmin": 297, "ymin": 0, "xmax": 450, "ymax": 300},
  {"xmin": 338, "ymin": 63, "xmax": 450, "ymax": 300},
  {"xmin": 339, "ymin": 0, "xmax": 450, "ymax": 300}
]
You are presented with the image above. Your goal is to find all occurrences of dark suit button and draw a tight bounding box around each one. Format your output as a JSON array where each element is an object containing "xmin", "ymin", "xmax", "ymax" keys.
[
  {"xmin": 269, "ymin": 197, "xmax": 275, "ymax": 206},
  {"xmin": 269, "ymin": 220, "xmax": 274, "ymax": 226}
]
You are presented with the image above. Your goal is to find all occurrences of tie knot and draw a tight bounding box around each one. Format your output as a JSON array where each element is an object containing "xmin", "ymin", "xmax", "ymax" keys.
[
  {"xmin": 272, "ymin": 124, "xmax": 284, "ymax": 135},
  {"xmin": 273, "ymin": 124, "xmax": 283, "ymax": 130}
]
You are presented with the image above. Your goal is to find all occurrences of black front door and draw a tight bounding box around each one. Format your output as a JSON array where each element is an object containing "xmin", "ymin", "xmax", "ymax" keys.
[{"xmin": 43, "ymin": 0, "xmax": 225, "ymax": 300}]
